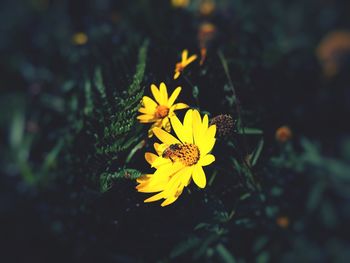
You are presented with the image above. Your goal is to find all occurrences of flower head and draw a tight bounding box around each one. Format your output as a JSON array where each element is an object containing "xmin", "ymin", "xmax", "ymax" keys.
[
  {"xmin": 210, "ymin": 114, "xmax": 234, "ymax": 137},
  {"xmin": 136, "ymin": 109, "xmax": 216, "ymax": 206},
  {"xmin": 171, "ymin": 0, "xmax": 190, "ymax": 8},
  {"xmin": 199, "ymin": 0, "xmax": 216, "ymax": 16},
  {"xmin": 276, "ymin": 216, "xmax": 290, "ymax": 228},
  {"xmin": 174, "ymin": 50, "xmax": 198, "ymax": 80},
  {"xmin": 275, "ymin": 125, "xmax": 292, "ymax": 143},
  {"xmin": 316, "ymin": 30, "xmax": 350, "ymax": 77},
  {"xmin": 72, "ymin": 32, "xmax": 88, "ymax": 45},
  {"xmin": 137, "ymin": 82, "xmax": 189, "ymax": 137}
]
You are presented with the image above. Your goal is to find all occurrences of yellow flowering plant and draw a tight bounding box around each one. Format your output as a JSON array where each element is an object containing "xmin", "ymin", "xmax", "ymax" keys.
[
  {"xmin": 174, "ymin": 49, "xmax": 198, "ymax": 79},
  {"xmin": 137, "ymin": 82, "xmax": 189, "ymax": 137},
  {"xmin": 136, "ymin": 109, "xmax": 216, "ymax": 206}
]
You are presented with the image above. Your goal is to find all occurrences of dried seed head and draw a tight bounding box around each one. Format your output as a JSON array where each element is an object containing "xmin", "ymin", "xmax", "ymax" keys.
[{"xmin": 210, "ymin": 114, "xmax": 234, "ymax": 137}]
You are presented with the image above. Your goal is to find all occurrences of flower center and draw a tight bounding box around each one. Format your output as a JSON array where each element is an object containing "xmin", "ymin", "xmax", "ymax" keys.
[
  {"xmin": 155, "ymin": 105, "xmax": 169, "ymax": 118},
  {"xmin": 175, "ymin": 62, "xmax": 184, "ymax": 72},
  {"xmin": 162, "ymin": 143, "xmax": 200, "ymax": 166}
]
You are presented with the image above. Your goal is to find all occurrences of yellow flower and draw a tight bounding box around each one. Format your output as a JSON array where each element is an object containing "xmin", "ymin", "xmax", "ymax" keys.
[
  {"xmin": 136, "ymin": 109, "xmax": 216, "ymax": 206},
  {"xmin": 171, "ymin": 0, "xmax": 190, "ymax": 8},
  {"xmin": 137, "ymin": 82, "xmax": 189, "ymax": 137},
  {"xmin": 199, "ymin": 0, "xmax": 216, "ymax": 16},
  {"xmin": 174, "ymin": 49, "xmax": 198, "ymax": 80},
  {"xmin": 72, "ymin": 32, "xmax": 88, "ymax": 45},
  {"xmin": 275, "ymin": 125, "xmax": 292, "ymax": 143}
]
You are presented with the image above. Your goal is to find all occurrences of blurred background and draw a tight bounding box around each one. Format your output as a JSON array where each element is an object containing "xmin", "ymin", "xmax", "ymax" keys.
[{"xmin": 1, "ymin": 0, "xmax": 350, "ymax": 262}]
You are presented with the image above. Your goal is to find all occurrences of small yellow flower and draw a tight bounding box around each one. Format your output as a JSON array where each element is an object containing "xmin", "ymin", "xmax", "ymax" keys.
[
  {"xmin": 174, "ymin": 49, "xmax": 198, "ymax": 80},
  {"xmin": 72, "ymin": 32, "xmax": 88, "ymax": 45},
  {"xmin": 171, "ymin": 0, "xmax": 190, "ymax": 8},
  {"xmin": 136, "ymin": 109, "xmax": 216, "ymax": 206},
  {"xmin": 275, "ymin": 125, "xmax": 292, "ymax": 143},
  {"xmin": 199, "ymin": 0, "xmax": 216, "ymax": 16},
  {"xmin": 137, "ymin": 82, "xmax": 189, "ymax": 137},
  {"xmin": 316, "ymin": 30, "xmax": 350, "ymax": 77},
  {"xmin": 276, "ymin": 216, "xmax": 290, "ymax": 228}
]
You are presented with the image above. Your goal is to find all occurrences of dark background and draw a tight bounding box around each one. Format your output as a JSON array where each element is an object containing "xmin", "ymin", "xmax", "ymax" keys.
[{"xmin": 1, "ymin": 0, "xmax": 350, "ymax": 262}]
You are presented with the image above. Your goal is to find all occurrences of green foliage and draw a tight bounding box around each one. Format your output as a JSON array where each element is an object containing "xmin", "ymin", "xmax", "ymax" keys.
[
  {"xmin": 100, "ymin": 168, "xmax": 142, "ymax": 192},
  {"xmin": 67, "ymin": 40, "xmax": 149, "ymax": 189}
]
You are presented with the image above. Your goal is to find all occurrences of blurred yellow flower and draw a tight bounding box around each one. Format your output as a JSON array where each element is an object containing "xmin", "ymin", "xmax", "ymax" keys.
[
  {"xmin": 275, "ymin": 125, "xmax": 292, "ymax": 143},
  {"xmin": 137, "ymin": 82, "xmax": 189, "ymax": 137},
  {"xmin": 316, "ymin": 30, "xmax": 350, "ymax": 77},
  {"xmin": 72, "ymin": 32, "xmax": 88, "ymax": 45},
  {"xmin": 276, "ymin": 216, "xmax": 290, "ymax": 228},
  {"xmin": 199, "ymin": 0, "xmax": 216, "ymax": 16},
  {"xmin": 174, "ymin": 49, "xmax": 198, "ymax": 79},
  {"xmin": 136, "ymin": 109, "xmax": 216, "ymax": 206},
  {"xmin": 198, "ymin": 22, "xmax": 216, "ymax": 65},
  {"xmin": 171, "ymin": 0, "xmax": 190, "ymax": 8}
]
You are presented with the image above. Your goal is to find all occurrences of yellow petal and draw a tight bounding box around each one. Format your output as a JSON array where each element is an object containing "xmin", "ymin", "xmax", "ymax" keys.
[
  {"xmin": 154, "ymin": 143, "xmax": 166, "ymax": 155},
  {"xmin": 183, "ymin": 109, "xmax": 193, "ymax": 144},
  {"xmin": 138, "ymin": 107, "xmax": 153, "ymax": 114},
  {"xmin": 199, "ymin": 154, "xmax": 215, "ymax": 166},
  {"xmin": 159, "ymin": 82, "xmax": 168, "ymax": 105},
  {"xmin": 170, "ymin": 114, "xmax": 190, "ymax": 143},
  {"xmin": 151, "ymin": 84, "xmax": 162, "ymax": 104},
  {"xmin": 206, "ymin": 125, "xmax": 216, "ymax": 140},
  {"xmin": 138, "ymin": 180, "xmax": 168, "ymax": 193},
  {"xmin": 198, "ymin": 124, "xmax": 216, "ymax": 155},
  {"xmin": 136, "ymin": 174, "xmax": 169, "ymax": 193},
  {"xmin": 136, "ymin": 174, "xmax": 150, "ymax": 184},
  {"xmin": 202, "ymin": 114, "xmax": 209, "ymax": 130},
  {"xmin": 160, "ymin": 166, "xmax": 191, "ymax": 206},
  {"xmin": 192, "ymin": 164, "xmax": 206, "ymax": 188},
  {"xmin": 147, "ymin": 161, "xmax": 183, "ymax": 188},
  {"xmin": 182, "ymin": 49, "xmax": 188, "ymax": 61},
  {"xmin": 167, "ymin": 87, "xmax": 182, "ymax": 107},
  {"xmin": 172, "ymin": 103, "xmax": 189, "ymax": 111},
  {"xmin": 174, "ymin": 71, "xmax": 180, "ymax": 80},
  {"xmin": 153, "ymin": 127, "xmax": 180, "ymax": 145},
  {"xmin": 142, "ymin": 96, "xmax": 158, "ymax": 109},
  {"xmin": 180, "ymin": 166, "xmax": 194, "ymax": 186},
  {"xmin": 145, "ymin": 152, "xmax": 158, "ymax": 165},
  {"xmin": 144, "ymin": 192, "xmax": 164, "ymax": 202},
  {"xmin": 161, "ymin": 196, "xmax": 178, "ymax": 206},
  {"xmin": 192, "ymin": 110, "xmax": 202, "ymax": 145},
  {"xmin": 151, "ymin": 157, "xmax": 172, "ymax": 168},
  {"xmin": 162, "ymin": 117, "xmax": 171, "ymax": 132},
  {"xmin": 200, "ymin": 138, "xmax": 216, "ymax": 156},
  {"xmin": 184, "ymin": 54, "xmax": 197, "ymax": 66},
  {"xmin": 137, "ymin": 114, "xmax": 155, "ymax": 123},
  {"xmin": 148, "ymin": 120, "xmax": 163, "ymax": 137}
]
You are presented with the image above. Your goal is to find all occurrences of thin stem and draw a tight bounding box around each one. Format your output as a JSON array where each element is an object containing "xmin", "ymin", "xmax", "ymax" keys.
[
  {"xmin": 218, "ymin": 50, "xmax": 261, "ymax": 192},
  {"xmin": 183, "ymin": 75, "xmax": 200, "ymax": 108}
]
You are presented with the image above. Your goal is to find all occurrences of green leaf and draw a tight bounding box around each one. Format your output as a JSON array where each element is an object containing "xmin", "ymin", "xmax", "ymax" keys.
[
  {"xmin": 237, "ymin": 127, "xmax": 263, "ymax": 135},
  {"xmin": 192, "ymin": 86, "xmax": 199, "ymax": 99},
  {"xmin": 256, "ymin": 251, "xmax": 269, "ymax": 263},
  {"xmin": 10, "ymin": 108, "xmax": 25, "ymax": 149},
  {"xmin": 216, "ymin": 244, "xmax": 236, "ymax": 263},
  {"xmin": 251, "ymin": 139, "xmax": 264, "ymax": 166},
  {"xmin": 100, "ymin": 169, "xmax": 142, "ymax": 192},
  {"xmin": 170, "ymin": 237, "xmax": 201, "ymax": 259},
  {"xmin": 84, "ymin": 79, "xmax": 93, "ymax": 115},
  {"xmin": 128, "ymin": 39, "xmax": 148, "ymax": 95},
  {"xmin": 307, "ymin": 181, "xmax": 326, "ymax": 212}
]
